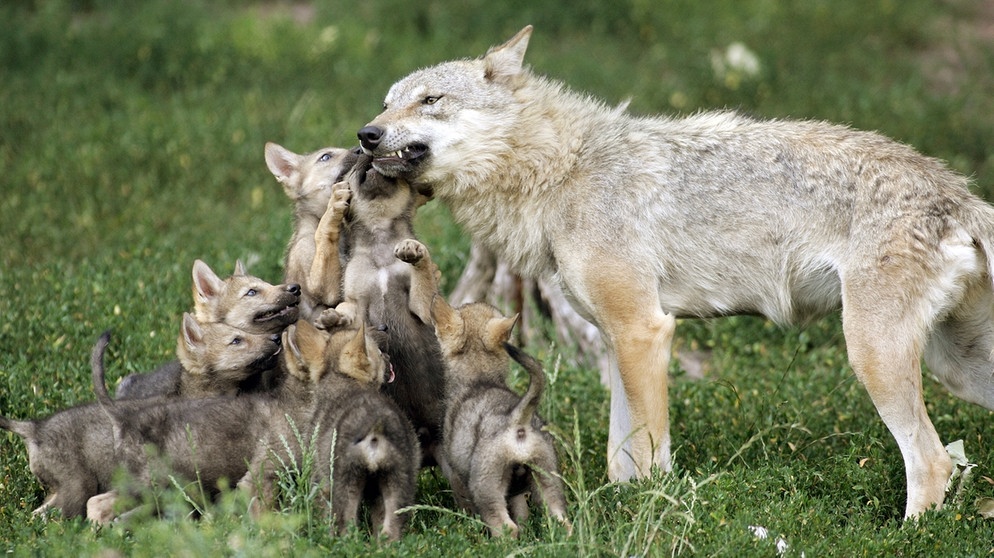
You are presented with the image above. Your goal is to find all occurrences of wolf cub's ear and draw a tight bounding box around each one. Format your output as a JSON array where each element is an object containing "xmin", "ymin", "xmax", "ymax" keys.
[
  {"xmin": 264, "ymin": 142, "xmax": 302, "ymax": 195},
  {"xmin": 484, "ymin": 313, "xmax": 519, "ymax": 352},
  {"xmin": 430, "ymin": 295, "xmax": 466, "ymax": 351},
  {"xmin": 483, "ymin": 25, "xmax": 532, "ymax": 83},
  {"xmin": 180, "ymin": 312, "xmax": 206, "ymax": 359},
  {"xmin": 192, "ymin": 259, "xmax": 225, "ymax": 307},
  {"xmin": 339, "ymin": 323, "xmax": 377, "ymax": 384}
]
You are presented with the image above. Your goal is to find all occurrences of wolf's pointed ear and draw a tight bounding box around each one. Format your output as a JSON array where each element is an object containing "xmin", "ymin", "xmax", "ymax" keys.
[
  {"xmin": 484, "ymin": 25, "xmax": 532, "ymax": 83},
  {"xmin": 191, "ymin": 259, "xmax": 224, "ymax": 309},
  {"xmin": 180, "ymin": 313, "xmax": 206, "ymax": 351},
  {"xmin": 233, "ymin": 260, "xmax": 247, "ymax": 276},
  {"xmin": 293, "ymin": 319, "xmax": 331, "ymax": 382},
  {"xmin": 340, "ymin": 323, "xmax": 374, "ymax": 383},
  {"xmin": 264, "ymin": 142, "xmax": 301, "ymax": 194},
  {"xmin": 485, "ymin": 313, "xmax": 519, "ymax": 351},
  {"xmin": 430, "ymin": 294, "xmax": 465, "ymax": 348}
]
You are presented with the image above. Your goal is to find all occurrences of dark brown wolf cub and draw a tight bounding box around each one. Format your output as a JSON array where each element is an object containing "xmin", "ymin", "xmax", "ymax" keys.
[{"xmin": 323, "ymin": 155, "xmax": 445, "ymax": 467}]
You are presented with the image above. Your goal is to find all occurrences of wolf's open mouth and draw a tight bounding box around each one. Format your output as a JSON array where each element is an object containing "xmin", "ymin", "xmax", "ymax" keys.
[
  {"xmin": 254, "ymin": 303, "xmax": 299, "ymax": 323},
  {"xmin": 381, "ymin": 144, "xmax": 427, "ymax": 162},
  {"xmin": 372, "ymin": 143, "xmax": 428, "ymax": 175}
]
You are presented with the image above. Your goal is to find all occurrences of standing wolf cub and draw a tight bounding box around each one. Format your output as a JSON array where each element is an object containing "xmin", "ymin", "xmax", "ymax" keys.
[{"xmin": 359, "ymin": 25, "xmax": 994, "ymax": 517}]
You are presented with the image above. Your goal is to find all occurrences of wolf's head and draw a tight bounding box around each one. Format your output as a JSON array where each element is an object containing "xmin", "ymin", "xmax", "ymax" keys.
[
  {"xmin": 176, "ymin": 312, "xmax": 284, "ymax": 388},
  {"xmin": 341, "ymin": 154, "xmax": 426, "ymax": 229},
  {"xmin": 265, "ymin": 142, "xmax": 361, "ymax": 220},
  {"xmin": 358, "ymin": 26, "xmax": 533, "ymax": 189},
  {"xmin": 191, "ymin": 259, "xmax": 301, "ymax": 335}
]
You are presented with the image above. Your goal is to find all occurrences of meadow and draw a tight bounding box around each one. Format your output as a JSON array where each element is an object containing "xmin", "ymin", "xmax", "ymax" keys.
[{"xmin": 2, "ymin": 0, "xmax": 994, "ymax": 555}]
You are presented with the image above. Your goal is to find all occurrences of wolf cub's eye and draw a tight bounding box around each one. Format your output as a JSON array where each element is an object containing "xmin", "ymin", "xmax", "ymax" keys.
[
  {"xmin": 423, "ymin": 95, "xmax": 442, "ymax": 105},
  {"xmin": 230, "ymin": 337, "xmax": 243, "ymax": 346},
  {"xmin": 244, "ymin": 288, "xmax": 257, "ymax": 297},
  {"xmin": 318, "ymin": 153, "xmax": 332, "ymax": 162}
]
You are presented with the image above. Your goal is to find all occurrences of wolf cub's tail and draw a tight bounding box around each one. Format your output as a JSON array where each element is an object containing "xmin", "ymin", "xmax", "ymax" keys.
[
  {"xmin": 90, "ymin": 330, "xmax": 121, "ymax": 425},
  {"xmin": 503, "ymin": 343, "xmax": 546, "ymax": 430}
]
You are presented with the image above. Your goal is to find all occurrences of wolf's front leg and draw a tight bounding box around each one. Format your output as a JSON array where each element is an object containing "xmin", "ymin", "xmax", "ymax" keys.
[
  {"xmin": 395, "ymin": 238, "xmax": 442, "ymax": 324},
  {"xmin": 563, "ymin": 261, "xmax": 675, "ymax": 481},
  {"xmin": 309, "ymin": 184, "xmax": 350, "ymax": 307}
]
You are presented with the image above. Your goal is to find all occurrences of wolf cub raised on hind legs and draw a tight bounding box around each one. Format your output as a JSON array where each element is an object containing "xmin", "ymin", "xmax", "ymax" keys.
[
  {"xmin": 321, "ymin": 155, "xmax": 445, "ymax": 467},
  {"xmin": 265, "ymin": 142, "xmax": 359, "ymax": 320}
]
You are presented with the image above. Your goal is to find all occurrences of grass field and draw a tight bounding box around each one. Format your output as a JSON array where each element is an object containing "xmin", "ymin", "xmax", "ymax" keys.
[{"xmin": 2, "ymin": 0, "xmax": 994, "ymax": 555}]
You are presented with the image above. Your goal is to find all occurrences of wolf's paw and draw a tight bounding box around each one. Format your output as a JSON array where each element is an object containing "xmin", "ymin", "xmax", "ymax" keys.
[
  {"xmin": 86, "ymin": 491, "xmax": 119, "ymax": 525},
  {"xmin": 315, "ymin": 307, "xmax": 349, "ymax": 330},
  {"xmin": 330, "ymin": 186, "xmax": 351, "ymax": 216},
  {"xmin": 395, "ymin": 239, "xmax": 427, "ymax": 264}
]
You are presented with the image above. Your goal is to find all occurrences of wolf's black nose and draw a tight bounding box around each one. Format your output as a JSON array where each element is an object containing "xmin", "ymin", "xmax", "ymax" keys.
[
  {"xmin": 357, "ymin": 126, "xmax": 384, "ymax": 150},
  {"xmin": 287, "ymin": 284, "xmax": 301, "ymax": 296},
  {"xmin": 271, "ymin": 333, "xmax": 281, "ymax": 345}
]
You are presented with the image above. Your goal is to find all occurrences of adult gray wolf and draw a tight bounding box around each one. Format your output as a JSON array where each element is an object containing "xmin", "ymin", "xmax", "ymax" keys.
[{"xmin": 357, "ymin": 25, "xmax": 994, "ymax": 517}]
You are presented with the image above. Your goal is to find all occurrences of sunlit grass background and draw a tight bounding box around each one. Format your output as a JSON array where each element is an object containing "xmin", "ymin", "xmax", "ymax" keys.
[{"xmin": 2, "ymin": 0, "xmax": 994, "ymax": 554}]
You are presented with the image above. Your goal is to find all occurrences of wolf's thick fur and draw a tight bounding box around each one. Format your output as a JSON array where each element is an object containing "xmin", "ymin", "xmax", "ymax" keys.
[
  {"xmin": 433, "ymin": 300, "xmax": 568, "ymax": 537},
  {"xmin": 359, "ymin": 25, "xmax": 994, "ymax": 517},
  {"xmin": 116, "ymin": 260, "xmax": 299, "ymax": 398},
  {"xmin": 265, "ymin": 142, "xmax": 359, "ymax": 320}
]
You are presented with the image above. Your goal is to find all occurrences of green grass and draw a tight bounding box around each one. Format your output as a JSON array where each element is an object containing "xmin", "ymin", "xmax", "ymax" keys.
[{"xmin": 2, "ymin": 0, "xmax": 994, "ymax": 555}]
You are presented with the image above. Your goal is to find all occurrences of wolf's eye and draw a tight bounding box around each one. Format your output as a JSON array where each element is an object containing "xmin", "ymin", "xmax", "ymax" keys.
[
  {"xmin": 318, "ymin": 153, "xmax": 332, "ymax": 162},
  {"xmin": 230, "ymin": 337, "xmax": 243, "ymax": 346},
  {"xmin": 423, "ymin": 95, "xmax": 442, "ymax": 105},
  {"xmin": 244, "ymin": 288, "xmax": 257, "ymax": 297}
]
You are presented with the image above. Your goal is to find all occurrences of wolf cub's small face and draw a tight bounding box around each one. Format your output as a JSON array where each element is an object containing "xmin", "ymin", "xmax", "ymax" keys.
[
  {"xmin": 343, "ymin": 155, "xmax": 419, "ymax": 225},
  {"xmin": 191, "ymin": 259, "xmax": 301, "ymax": 335},
  {"xmin": 265, "ymin": 142, "xmax": 361, "ymax": 220},
  {"xmin": 176, "ymin": 312, "xmax": 283, "ymax": 380}
]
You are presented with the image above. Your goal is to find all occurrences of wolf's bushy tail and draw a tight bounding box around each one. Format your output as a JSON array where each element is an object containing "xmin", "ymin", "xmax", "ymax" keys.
[{"xmin": 503, "ymin": 342, "xmax": 545, "ymax": 430}]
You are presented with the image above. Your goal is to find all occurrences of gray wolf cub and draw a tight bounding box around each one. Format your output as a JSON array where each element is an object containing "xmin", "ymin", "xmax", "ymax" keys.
[
  {"xmin": 402, "ymin": 241, "xmax": 568, "ymax": 537},
  {"xmin": 265, "ymin": 142, "xmax": 359, "ymax": 320},
  {"xmin": 310, "ymin": 322, "xmax": 420, "ymax": 541},
  {"xmin": 0, "ymin": 325, "xmax": 280, "ymax": 520},
  {"xmin": 360, "ymin": 25, "xmax": 994, "ymax": 516}
]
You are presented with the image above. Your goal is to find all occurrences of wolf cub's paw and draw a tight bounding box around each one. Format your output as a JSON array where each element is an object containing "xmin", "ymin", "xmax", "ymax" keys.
[
  {"xmin": 315, "ymin": 307, "xmax": 349, "ymax": 330},
  {"xmin": 329, "ymin": 186, "xmax": 351, "ymax": 219},
  {"xmin": 395, "ymin": 239, "xmax": 427, "ymax": 265}
]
